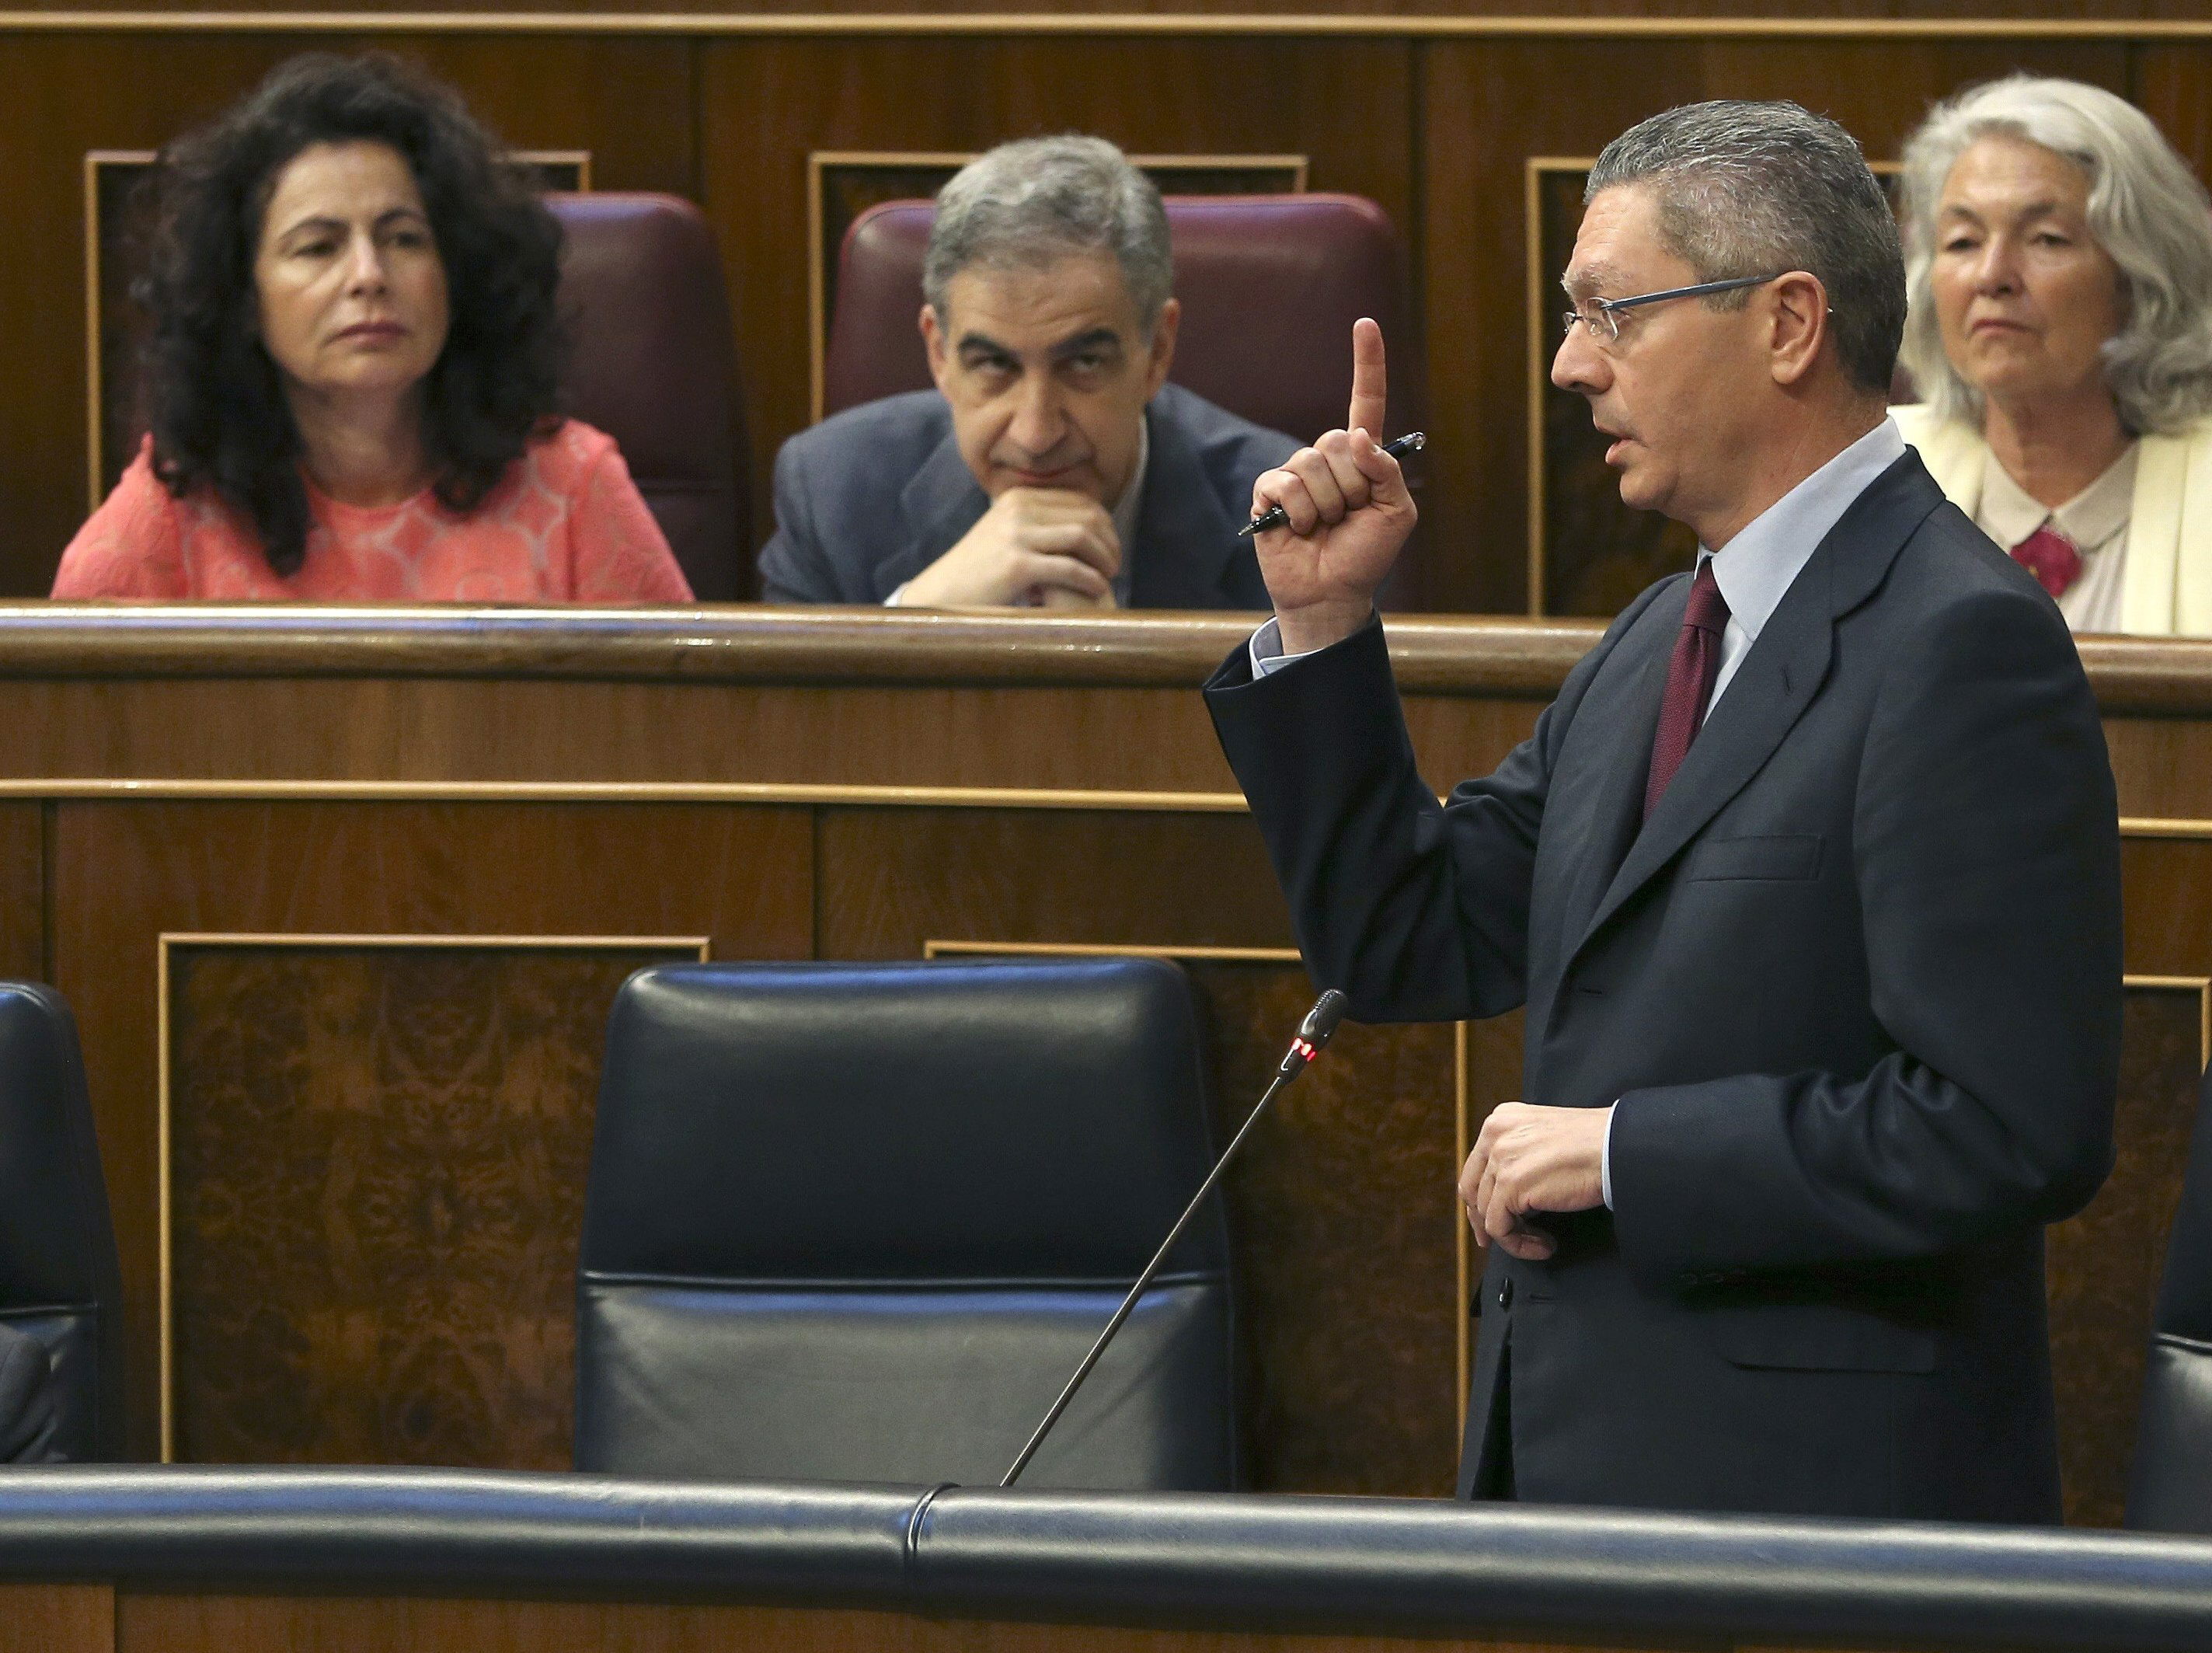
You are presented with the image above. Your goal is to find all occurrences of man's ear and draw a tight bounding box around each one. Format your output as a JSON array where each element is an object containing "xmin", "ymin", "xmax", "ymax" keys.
[
  {"xmin": 1768, "ymin": 271, "xmax": 1830, "ymax": 389},
  {"xmin": 1143, "ymin": 297, "xmax": 1181, "ymax": 398},
  {"xmin": 920, "ymin": 302, "xmax": 952, "ymax": 394}
]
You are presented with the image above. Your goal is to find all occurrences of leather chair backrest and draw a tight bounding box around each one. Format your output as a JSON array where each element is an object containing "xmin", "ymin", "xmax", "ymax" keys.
[
  {"xmin": 549, "ymin": 192, "xmax": 749, "ymax": 600},
  {"xmin": 0, "ymin": 984, "xmax": 124, "ymax": 1459},
  {"xmin": 2127, "ymin": 1059, "xmax": 2212, "ymax": 1532},
  {"xmin": 575, "ymin": 957, "xmax": 1237, "ymax": 1490},
  {"xmin": 823, "ymin": 194, "xmax": 1420, "ymax": 446}
]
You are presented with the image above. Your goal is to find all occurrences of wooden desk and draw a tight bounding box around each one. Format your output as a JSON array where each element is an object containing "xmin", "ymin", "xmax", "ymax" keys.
[{"xmin": 1, "ymin": 605, "xmax": 2203, "ymax": 1527}]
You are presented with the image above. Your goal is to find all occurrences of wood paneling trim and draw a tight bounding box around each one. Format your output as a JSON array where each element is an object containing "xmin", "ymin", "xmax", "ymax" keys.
[
  {"xmin": 0, "ymin": 608, "xmax": 1600, "ymax": 693},
  {"xmin": 154, "ymin": 929, "xmax": 710, "ymax": 1462},
  {"xmin": 2125, "ymin": 972, "xmax": 2212, "ymax": 1065},
  {"xmin": 924, "ymin": 938, "xmax": 1298, "ymax": 961},
  {"xmin": 0, "ymin": 780, "xmax": 1256, "ymax": 810},
  {"xmin": 16, "ymin": 12, "xmax": 2212, "ymax": 39},
  {"xmin": 4, "ymin": 611, "xmax": 2209, "ymax": 710},
  {"xmin": 2122, "ymin": 818, "xmax": 2212, "ymax": 840}
]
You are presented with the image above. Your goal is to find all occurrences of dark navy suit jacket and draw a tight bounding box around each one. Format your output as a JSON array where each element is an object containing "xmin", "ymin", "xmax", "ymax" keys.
[
  {"xmin": 757, "ymin": 382, "xmax": 1296, "ymax": 608},
  {"xmin": 1206, "ymin": 452, "xmax": 2123, "ymax": 1522}
]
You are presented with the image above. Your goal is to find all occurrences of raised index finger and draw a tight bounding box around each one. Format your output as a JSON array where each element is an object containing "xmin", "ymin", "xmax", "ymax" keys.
[{"xmin": 1346, "ymin": 317, "xmax": 1388, "ymax": 441}]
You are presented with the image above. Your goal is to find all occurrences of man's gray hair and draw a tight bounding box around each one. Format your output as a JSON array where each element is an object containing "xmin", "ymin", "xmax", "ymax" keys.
[
  {"xmin": 1897, "ymin": 75, "xmax": 2212, "ymax": 436},
  {"xmin": 922, "ymin": 135, "xmax": 1172, "ymax": 329},
  {"xmin": 1587, "ymin": 99, "xmax": 1906, "ymax": 396}
]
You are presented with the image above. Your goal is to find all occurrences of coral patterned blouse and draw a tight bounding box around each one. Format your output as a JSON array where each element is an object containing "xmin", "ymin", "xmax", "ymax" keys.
[{"xmin": 52, "ymin": 421, "xmax": 693, "ymax": 603}]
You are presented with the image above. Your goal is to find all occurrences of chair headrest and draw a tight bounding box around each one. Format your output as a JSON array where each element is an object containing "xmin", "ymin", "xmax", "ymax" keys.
[{"xmin": 583, "ymin": 958, "xmax": 1224, "ymax": 1282}]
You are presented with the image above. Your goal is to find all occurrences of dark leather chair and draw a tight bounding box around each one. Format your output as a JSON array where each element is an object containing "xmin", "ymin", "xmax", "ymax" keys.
[
  {"xmin": 2127, "ymin": 1061, "xmax": 2212, "ymax": 1532},
  {"xmin": 0, "ymin": 983, "xmax": 124, "ymax": 1460},
  {"xmin": 574, "ymin": 957, "xmax": 1238, "ymax": 1490},
  {"xmin": 823, "ymin": 194, "xmax": 1420, "ymax": 447},
  {"xmin": 549, "ymin": 192, "xmax": 749, "ymax": 600}
]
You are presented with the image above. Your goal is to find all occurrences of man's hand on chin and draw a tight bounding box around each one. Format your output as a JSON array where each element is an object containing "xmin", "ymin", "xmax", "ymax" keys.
[
  {"xmin": 1459, "ymin": 1101, "xmax": 1611, "ymax": 1261},
  {"xmin": 900, "ymin": 486, "xmax": 1121, "ymax": 609}
]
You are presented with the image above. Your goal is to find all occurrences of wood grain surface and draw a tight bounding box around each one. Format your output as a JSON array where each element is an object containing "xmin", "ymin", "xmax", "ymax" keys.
[{"xmin": 165, "ymin": 940, "xmax": 702, "ymax": 1466}]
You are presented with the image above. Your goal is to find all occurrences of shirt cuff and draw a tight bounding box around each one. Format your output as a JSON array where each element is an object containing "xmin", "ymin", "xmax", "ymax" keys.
[
  {"xmin": 884, "ymin": 583, "xmax": 909, "ymax": 607},
  {"xmin": 1249, "ymin": 616, "xmax": 1323, "ymax": 678},
  {"xmin": 1601, "ymin": 1103, "xmax": 1616, "ymax": 1209}
]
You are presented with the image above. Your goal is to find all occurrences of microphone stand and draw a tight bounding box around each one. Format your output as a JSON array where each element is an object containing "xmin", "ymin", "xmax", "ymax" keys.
[{"xmin": 1001, "ymin": 989, "xmax": 1349, "ymax": 1487}]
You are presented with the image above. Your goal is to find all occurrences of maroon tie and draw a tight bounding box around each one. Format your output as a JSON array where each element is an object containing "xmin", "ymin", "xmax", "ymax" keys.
[
  {"xmin": 1644, "ymin": 560, "xmax": 1731, "ymax": 819},
  {"xmin": 2010, "ymin": 525, "xmax": 2083, "ymax": 598}
]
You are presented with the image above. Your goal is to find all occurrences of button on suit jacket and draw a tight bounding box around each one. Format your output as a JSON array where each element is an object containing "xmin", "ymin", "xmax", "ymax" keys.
[
  {"xmin": 756, "ymin": 383, "xmax": 1295, "ymax": 608},
  {"xmin": 1204, "ymin": 451, "xmax": 2123, "ymax": 1522}
]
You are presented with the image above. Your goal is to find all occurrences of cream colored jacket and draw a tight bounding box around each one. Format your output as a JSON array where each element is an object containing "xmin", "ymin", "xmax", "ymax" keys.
[{"xmin": 1891, "ymin": 403, "xmax": 2212, "ymax": 636}]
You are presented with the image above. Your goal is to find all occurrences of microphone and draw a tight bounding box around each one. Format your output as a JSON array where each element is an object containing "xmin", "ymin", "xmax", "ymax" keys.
[{"xmin": 1001, "ymin": 989, "xmax": 1350, "ymax": 1487}]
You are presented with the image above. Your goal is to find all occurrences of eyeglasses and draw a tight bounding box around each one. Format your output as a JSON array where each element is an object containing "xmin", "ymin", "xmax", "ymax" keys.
[{"xmin": 1561, "ymin": 274, "xmax": 1784, "ymax": 346}]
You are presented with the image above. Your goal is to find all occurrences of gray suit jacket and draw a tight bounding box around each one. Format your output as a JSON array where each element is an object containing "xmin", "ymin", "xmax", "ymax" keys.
[
  {"xmin": 1207, "ymin": 451, "xmax": 2122, "ymax": 1522},
  {"xmin": 757, "ymin": 382, "xmax": 1296, "ymax": 607}
]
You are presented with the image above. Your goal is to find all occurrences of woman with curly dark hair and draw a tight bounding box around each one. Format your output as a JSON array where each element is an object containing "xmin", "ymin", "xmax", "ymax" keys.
[{"xmin": 54, "ymin": 53, "xmax": 691, "ymax": 602}]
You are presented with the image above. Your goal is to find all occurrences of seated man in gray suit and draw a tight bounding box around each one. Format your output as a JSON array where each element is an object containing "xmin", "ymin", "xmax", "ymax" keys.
[{"xmin": 758, "ymin": 136, "xmax": 1298, "ymax": 609}]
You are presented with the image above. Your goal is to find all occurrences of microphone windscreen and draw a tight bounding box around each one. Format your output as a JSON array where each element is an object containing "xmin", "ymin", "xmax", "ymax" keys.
[{"xmin": 1298, "ymin": 989, "xmax": 1350, "ymax": 1050}]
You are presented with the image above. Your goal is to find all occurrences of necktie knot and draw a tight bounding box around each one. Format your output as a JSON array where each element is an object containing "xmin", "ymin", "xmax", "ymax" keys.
[
  {"xmin": 2010, "ymin": 525, "xmax": 2083, "ymax": 599},
  {"xmin": 1684, "ymin": 560, "xmax": 1731, "ymax": 635}
]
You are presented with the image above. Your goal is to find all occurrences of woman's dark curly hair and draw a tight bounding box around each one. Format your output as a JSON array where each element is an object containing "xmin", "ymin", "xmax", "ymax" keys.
[{"xmin": 134, "ymin": 52, "xmax": 565, "ymax": 574}]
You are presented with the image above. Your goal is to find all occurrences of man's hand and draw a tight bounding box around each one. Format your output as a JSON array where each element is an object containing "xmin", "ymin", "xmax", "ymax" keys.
[
  {"xmin": 900, "ymin": 488, "xmax": 1120, "ymax": 609},
  {"xmin": 1459, "ymin": 1102, "xmax": 1611, "ymax": 1261},
  {"xmin": 1251, "ymin": 317, "xmax": 1417, "ymax": 654}
]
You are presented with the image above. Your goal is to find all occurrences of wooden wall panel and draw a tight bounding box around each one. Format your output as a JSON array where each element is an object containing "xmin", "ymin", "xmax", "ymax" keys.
[
  {"xmin": 0, "ymin": 804, "xmax": 46, "ymax": 985},
  {"xmin": 166, "ymin": 939, "xmax": 702, "ymax": 1467},
  {"xmin": 698, "ymin": 35, "xmax": 1419, "ymax": 576},
  {"xmin": 51, "ymin": 800, "xmax": 813, "ymax": 1459},
  {"xmin": 107, "ymin": 1592, "xmax": 1648, "ymax": 1653},
  {"xmin": 0, "ymin": 1586, "xmax": 112, "ymax": 1653},
  {"xmin": 2048, "ymin": 983, "xmax": 2205, "ymax": 1529},
  {"xmin": 0, "ymin": 677, "xmax": 1261, "ymax": 793}
]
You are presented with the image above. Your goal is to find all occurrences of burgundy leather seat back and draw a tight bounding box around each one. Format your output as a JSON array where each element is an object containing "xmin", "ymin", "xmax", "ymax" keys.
[
  {"xmin": 549, "ymin": 193, "xmax": 747, "ymax": 600},
  {"xmin": 824, "ymin": 194, "xmax": 1418, "ymax": 445}
]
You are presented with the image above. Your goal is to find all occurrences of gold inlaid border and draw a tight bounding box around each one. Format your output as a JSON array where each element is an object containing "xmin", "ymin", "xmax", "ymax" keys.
[
  {"xmin": 14, "ymin": 14, "xmax": 2212, "ymax": 39},
  {"xmin": 84, "ymin": 149, "xmax": 591, "ymax": 511},
  {"xmin": 2126, "ymin": 972, "xmax": 2212, "ymax": 1069},
  {"xmin": 0, "ymin": 778, "xmax": 1255, "ymax": 811},
  {"xmin": 0, "ymin": 784, "xmax": 2203, "ymax": 835},
  {"xmin": 806, "ymin": 150, "xmax": 1310, "ymax": 424},
  {"xmin": 154, "ymin": 927, "xmax": 709, "ymax": 1464}
]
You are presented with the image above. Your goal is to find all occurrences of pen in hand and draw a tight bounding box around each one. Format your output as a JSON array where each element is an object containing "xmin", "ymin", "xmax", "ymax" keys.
[{"xmin": 1238, "ymin": 431, "xmax": 1426, "ymax": 539}]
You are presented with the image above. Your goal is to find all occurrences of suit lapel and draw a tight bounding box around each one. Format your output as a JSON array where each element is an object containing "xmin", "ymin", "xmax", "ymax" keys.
[
  {"xmin": 1573, "ymin": 452, "xmax": 1942, "ymax": 956},
  {"xmin": 1129, "ymin": 403, "xmax": 1244, "ymax": 608},
  {"xmin": 1550, "ymin": 590, "xmax": 1678, "ymax": 951},
  {"xmin": 886, "ymin": 432, "xmax": 991, "ymax": 595}
]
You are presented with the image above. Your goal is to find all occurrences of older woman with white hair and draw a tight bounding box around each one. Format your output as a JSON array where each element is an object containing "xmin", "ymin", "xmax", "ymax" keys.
[{"xmin": 1893, "ymin": 75, "xmax": 2212, "ymax": 634}]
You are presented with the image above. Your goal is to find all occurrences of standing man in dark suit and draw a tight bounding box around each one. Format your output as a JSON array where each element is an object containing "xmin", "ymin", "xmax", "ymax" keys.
[
  {"xmin": 1205, "ymin": 100, "xmax": 2121, "ymax": 1522},
  {"xmin": 758, "ymin": 136, "xmax": 1297, "ymax": 609}
]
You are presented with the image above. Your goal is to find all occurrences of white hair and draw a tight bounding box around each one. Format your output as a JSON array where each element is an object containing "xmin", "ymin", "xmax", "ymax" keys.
[{"xmin": 1898, "ymin": 75, "xmax": 2212, "ymax": 436}]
